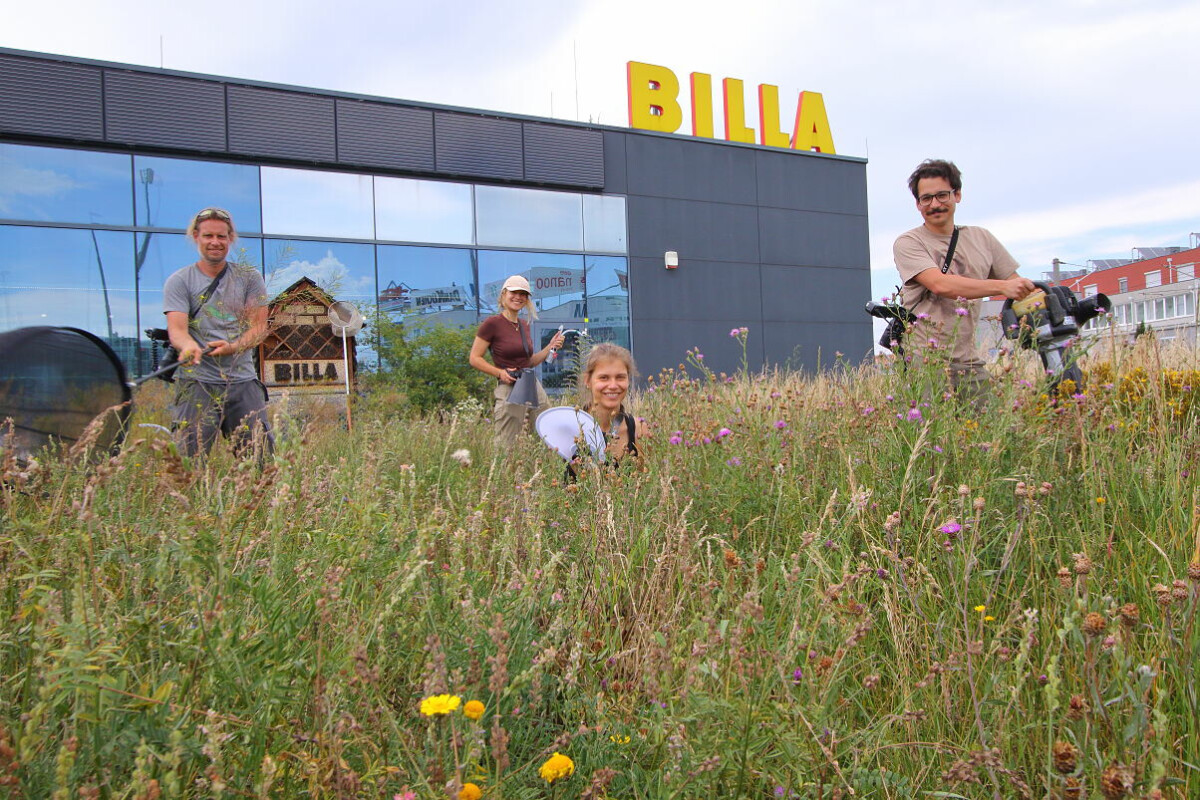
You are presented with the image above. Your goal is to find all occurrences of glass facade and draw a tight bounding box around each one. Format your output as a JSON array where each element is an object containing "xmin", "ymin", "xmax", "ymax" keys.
[{"xmin": 0, "ymin": 142, "xmax": 629, "ymax": 378}]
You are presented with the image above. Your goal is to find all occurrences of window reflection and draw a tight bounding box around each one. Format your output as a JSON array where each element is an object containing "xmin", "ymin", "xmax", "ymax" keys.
[
  {"xmin": 584, "ymin": 255, "xmax": 631, "ymax": 349},
  {"xmin": 583, "ymin": 195, "xmax": 627, "ymax": 254},
  {"xmin": 476, "ymin": 186, "xmax": 583, "ymax": 251},
  {"xmin": 375, "ymin": 177, "xmax": 473, "ymax": 245},
  {"xmin": 0, "ymin": 225, "xmax": 139, "ymax": 367},
  {"xmin": 261, "ymin": 167, "xmax": 374, "ymax": 239},
  {"xmin": 0, "ymin": 144, "xmax": 132, "ymax": 226},
  {"xmin": 264, "ymin": 239, "xmax": 377, "ymax": 369},
  {"xmin": 377, "ymin": 245, "xmax": 476, "ymax": 328},
  {"xmin": 134, "ymin": 155, "xmax": 261, "ymax": 233}
]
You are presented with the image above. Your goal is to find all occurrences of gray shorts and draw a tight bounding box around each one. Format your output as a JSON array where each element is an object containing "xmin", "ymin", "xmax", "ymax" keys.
[{"xmin": 171, "ymin": 379, "xmax": 273, "ymax": 458}]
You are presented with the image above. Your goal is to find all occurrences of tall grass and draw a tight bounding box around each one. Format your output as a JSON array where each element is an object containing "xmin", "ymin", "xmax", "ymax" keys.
[{"xmin": 1, "ymin": 334, "xmax": 1198, "ymax": 798}]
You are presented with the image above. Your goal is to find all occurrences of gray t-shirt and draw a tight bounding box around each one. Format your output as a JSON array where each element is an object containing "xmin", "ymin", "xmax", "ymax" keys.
[{"xmin": 163, "ymin": 262, "xmax": 268, "ymax": 383}]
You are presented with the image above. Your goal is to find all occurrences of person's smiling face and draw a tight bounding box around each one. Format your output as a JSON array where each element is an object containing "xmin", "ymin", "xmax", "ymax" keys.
[
  {"xmin": 193, "ymin": 218, "xmax": 232, "ymax": 265},
  {"xmin": 586, "ymin": 357, "xmax": 630, "ymax": 413},
  {"xmin": 503, "ymin": 289, "xmax": 529, "ymax": 312},
  {"xmin": 915, "ymin": 176, "xmax": 960, "ymax": 230}
]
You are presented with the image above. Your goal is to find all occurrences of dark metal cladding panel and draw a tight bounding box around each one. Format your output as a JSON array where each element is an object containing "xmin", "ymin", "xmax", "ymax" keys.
[
  {"xmin": 434, "ymin": 112, "xmax": 522, "ymax": 180},
  {"xmin": 603, "ymin": 130, "xmax": 628, "ymax": 194},
  {"xmin": 227, "ymin": 85, "xmax": 335, "ymax": 162},
  {"xmin": 0, "ymin": 54, "xmax": 102, "ymax": 139},
  {"xmin": 522, "ymin": 123, "xmax": 603, "ymax": 188},
  {"xmin": 104, "ymin": 70, "xmax": 226, "ymax": 150},
  {"xmin": 335, "ymin": 100, "xmax": 434, "ymax": 171}
]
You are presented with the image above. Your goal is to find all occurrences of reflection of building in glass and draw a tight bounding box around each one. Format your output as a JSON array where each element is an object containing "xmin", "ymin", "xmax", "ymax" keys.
[{"xmin": 1, "ymin": 48, "xmax": 870, "ymax": 379}]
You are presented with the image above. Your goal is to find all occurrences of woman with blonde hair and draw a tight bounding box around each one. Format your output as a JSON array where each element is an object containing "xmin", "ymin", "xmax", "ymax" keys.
[
  {"xmin": 469, "ymin": 275, "xmax": 566, "ymax": 446},
  {"xmin": 578, "ymin": 342, "xmax": 640, "ymax": 463}
]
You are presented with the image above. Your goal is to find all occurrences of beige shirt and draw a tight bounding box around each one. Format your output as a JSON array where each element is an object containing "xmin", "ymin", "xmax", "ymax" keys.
[{"xmin": 893, "ymin": 225, "xmax": 1019, "ymax": 367}]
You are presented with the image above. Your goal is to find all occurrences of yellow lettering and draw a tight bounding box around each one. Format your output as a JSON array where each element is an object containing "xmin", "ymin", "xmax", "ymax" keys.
[
  {"xmin": 791, "ymin": 91, "xmax": 836, "ymax": 154},
  {"xmin": 722, "ymin": 78, "xmax": 756, "ymax": 144},
  {"xmin": 757, "ymin": 84, "xmax": 790, "ymax": 148},
  {"xmin": 690, "ymin": 72, "xmax": 713, "ymax": 138},
  {"xmin": 626, "ymin": 61, "xmax": 682, "ymax": 133}
]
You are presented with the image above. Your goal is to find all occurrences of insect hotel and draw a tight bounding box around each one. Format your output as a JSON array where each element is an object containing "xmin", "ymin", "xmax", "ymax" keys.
[{"xmin": 260, "ymin": 278, "xmax": 358, "ymax": 394}]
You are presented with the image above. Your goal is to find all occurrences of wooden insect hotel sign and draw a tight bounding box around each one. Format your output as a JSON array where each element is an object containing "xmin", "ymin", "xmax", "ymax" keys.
[{"xmin": 260, "ymin": 277, "xmax": 357, "ymax": 393}]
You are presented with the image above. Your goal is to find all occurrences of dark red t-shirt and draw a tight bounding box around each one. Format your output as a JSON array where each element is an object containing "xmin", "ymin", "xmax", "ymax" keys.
[{"xmin": 476, "ymin": 315, "xmax": 533, "ymax": 370}]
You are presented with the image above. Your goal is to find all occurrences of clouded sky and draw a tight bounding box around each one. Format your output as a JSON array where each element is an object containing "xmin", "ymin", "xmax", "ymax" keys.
[{"xmin": 6, "ymin": 0, "xmax": 1197, "ymax": 299}]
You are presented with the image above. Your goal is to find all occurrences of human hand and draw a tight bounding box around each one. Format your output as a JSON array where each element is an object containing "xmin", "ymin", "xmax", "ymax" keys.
[
  {"xmin": 205, "ymin": 339, "xmax": 238, "ymax": 358},
  {"xmin": 1000, "ymin": 277, "xmax": 1037, "ymax": 300},
  {"xmin": 179, "ymin": 342, "xmax": 206, "ymax": 365},
  {"xmin": 549, "ymin": 331, "xmax": 566, "ymax": 350},
  {"xmin": 498, "ymin": 368, "xmax": 518, "ymax": 385}
]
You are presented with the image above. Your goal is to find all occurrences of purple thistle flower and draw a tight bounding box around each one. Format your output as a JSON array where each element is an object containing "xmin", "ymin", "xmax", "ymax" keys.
[
  {"xmin": 669, "ymin": 433, "xmax": 683, "ymax": 445},
  {"xmin": 792, "ymin": 667, "xmax": 804, "ymax": 684},
  {"xmin": 730, "ymin": 328, "xmax": 741, "ymax": 337},
  {"xmin": 906, "ymin": 407, "xmax": 923, "ymax": 422},
  {"xmin": 954, "ymin": 307, "xmax": 968, "ymax": 316},
  {"xmin": 774, "ymin": 420, "xmax": 787, "ymax": 429},
  {"xmin": 939, "ymin": 521, "xmax": 961, "ymax": 535},
  {"xmin": 726, "ymin": 457, "xmax": 742, "ymax": 466},
  {"xmin": 717, "ymin": 427, "xmax": 732, "ymax": 438}
]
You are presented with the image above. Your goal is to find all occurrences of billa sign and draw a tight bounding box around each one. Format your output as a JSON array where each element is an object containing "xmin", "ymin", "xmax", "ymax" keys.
[
  {"xmin": 261, "ymin": 277, "xmax": 356, "ymax": 393},
  {"xmin": 626, "ymin": 61, "xmax": 835, "ymax": 154}
]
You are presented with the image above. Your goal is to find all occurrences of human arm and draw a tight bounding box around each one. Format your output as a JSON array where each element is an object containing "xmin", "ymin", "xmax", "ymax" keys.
[
  {"xmin": 895, "ymin": 228, "xmax": 1035, "ymax": 302},
  {"xmin": 166, "ymin": 311, "xmax": 205, "ymax": 365},
  {"xmin": 913, "ymin": 268, "xmax": 1036, "ymax": 301},
  {"xmin": 525, "ymin": 328, "xmax": 567, "ymax": 367},
  {"xmin": 206, "ymin": 304, "xmax": 267, "ymax": 357},
  {"xmin": 469, "ymin": 335, "xmax": 516, "ymax": 384}
]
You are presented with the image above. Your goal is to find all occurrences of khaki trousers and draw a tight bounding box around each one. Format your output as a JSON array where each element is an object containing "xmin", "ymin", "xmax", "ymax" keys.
[{"xmin": 492, "ymin": 379, "xmax": 550, "ymax": 448}]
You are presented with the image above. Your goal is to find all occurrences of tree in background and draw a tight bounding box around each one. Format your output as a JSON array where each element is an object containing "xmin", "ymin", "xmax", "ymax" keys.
[{"xmin": 372, "ymin": 315, "xmax": 491, "ymax": 415}]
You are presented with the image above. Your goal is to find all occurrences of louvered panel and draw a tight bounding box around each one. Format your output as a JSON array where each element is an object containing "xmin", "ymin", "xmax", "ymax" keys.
[
  {"xmin": 104, "ymin": 70, "xmax": 226, "ymax": 150},
  {"xmin": 434, "ymin": 112, "xmax": 522, "ymax": 180},
  {"xmin": 227, "ymin": 85, "xmax": 335, "ymax": 162},
  {"xmin": 0, "ymin": 54, "xmax": 102, "ymax": 139},
  {"xmin": 336, "ymin": 99, "xmax": 434, "ymax": 172},
  {"xmin": 523, "ymin": 123, "xmax": 603, "ymax": 188}
]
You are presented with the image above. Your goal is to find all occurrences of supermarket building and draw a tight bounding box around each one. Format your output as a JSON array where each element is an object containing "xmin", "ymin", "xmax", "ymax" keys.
[{"xmin": 0, "ymin": 48, "xmax": 871, "ymax": 382}]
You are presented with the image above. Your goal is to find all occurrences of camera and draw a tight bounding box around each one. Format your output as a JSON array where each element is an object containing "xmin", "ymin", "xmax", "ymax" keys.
[
  {"xmin": 864, "ymin": 300, "xmax": 917, "ymax": 354},
  {"xmin": 1000, "ymin": 282, "xmax": 1111, "ymax": 391}
]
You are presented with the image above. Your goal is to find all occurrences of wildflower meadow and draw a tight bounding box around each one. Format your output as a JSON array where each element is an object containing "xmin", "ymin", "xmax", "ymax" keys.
[{"xmin": 1, "ymin": 330, "xmax": 1198, "ymax": 799}]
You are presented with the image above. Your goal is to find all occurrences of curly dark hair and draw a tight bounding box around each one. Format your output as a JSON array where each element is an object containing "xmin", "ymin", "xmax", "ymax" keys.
[{"xmin": 906, "ymin": 159, "xmax": 962, "ymax": 199}]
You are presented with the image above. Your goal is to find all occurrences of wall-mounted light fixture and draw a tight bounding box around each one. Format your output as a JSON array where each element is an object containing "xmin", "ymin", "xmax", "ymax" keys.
[{"xmin": 665, "ymin": 251, "xmax": 679, "ymax": 270}]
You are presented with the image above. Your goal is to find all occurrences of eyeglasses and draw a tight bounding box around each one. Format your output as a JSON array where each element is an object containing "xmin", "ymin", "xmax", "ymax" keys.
[
  {"xmin": 194, "ymin": 207, "xmax": 232, "ymax": 222},
  {"xmin": 917, "ymin": 191, "xmax": 954, "ymax": 207}
]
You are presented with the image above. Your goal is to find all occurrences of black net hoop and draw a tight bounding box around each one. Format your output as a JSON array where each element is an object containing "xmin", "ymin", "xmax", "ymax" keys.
[{"xmin": 0, "ymin": 326, "xmax": 132, "ymax": 458}]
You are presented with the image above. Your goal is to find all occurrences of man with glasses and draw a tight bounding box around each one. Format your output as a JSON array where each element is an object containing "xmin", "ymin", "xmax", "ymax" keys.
[
  {"xmin": 164, "ymin": 207, "xmax": 273, "ymax": 459},
  {"xmin": 893, "ymin": 159, "xmax": 1036, "ymax": 401}
]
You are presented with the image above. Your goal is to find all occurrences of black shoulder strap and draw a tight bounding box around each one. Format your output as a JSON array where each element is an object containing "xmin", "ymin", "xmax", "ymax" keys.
[
  {"xmin": 624, "ymin": 412, "xmax": 637, "ymax": 446},
  {"xmin": 940, "ymin": 227, "xmax": 961, "ymax": 274},
  {"xmin": 191, "ymin": 265, "xmax": 228, "ymax": 318}
]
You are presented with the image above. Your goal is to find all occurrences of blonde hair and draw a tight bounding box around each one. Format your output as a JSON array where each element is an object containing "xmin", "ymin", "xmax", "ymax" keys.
[
  {"xmin": 579, "ymin": 342, "xmax": 636, "ymax": 409},
  {"xmin": 186, "ymin": 207, "xmax": 238, "ymax": 243},
  {"xmin": 499, "ymin": 287, "xmax": 538, "ymax": 320}
]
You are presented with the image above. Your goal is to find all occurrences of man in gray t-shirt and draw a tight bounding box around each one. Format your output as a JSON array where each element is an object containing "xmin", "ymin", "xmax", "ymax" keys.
[{"xmin": 164, "ymin": 207, "xmax": 272, "ymax": 458}]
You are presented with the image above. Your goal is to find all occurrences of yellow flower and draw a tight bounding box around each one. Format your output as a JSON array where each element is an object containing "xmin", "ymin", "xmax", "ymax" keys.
[
  {"xmin": 463, "ymin": 700, "xmax": 486, "ymax": 721},
  {"xmin": 419, "ymin": 694, "xmax": 461, "ymax": 716},
  {"xmin": 458, "ymin": 783, "xmax": 482, "ymax": 800},
  {"xmin": 984, "ymin": 615, "xmax": 995, "ymax": 622},
  {"xmin": 974, "ymin": 605, "xmax": 986, "ymax": 613},
  {"xmin": 609, "ymin": 734, "xmax": 630, "ymax": 745},
  {"xmin": 539, "ymin": 752, "xmax": 575, "ymax": 784},
  {"xmin": 1095, "ymin": 496, "xmax": 1106, "ymax": 504}
]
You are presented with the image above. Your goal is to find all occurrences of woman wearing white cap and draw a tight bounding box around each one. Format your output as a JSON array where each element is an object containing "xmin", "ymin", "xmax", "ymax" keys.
[{"xmin": 469, "ymin": 275, "xmax": 566, "ymax": 446}]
